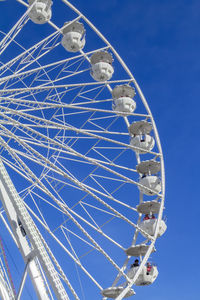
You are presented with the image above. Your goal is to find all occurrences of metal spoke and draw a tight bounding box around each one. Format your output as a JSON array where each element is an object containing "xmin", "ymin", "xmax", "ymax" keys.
[{"xmin": 0, "ymin": 1, "xmax": 165, "ymax": 299}]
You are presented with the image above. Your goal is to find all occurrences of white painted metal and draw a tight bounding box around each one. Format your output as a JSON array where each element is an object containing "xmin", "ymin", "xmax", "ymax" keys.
[
  {"xmin": 0, "ymin": 181, "xmax": 50, "ymax": 299},
  {"xmin": 130, "ymin": 134, "xmax": 155, "ymax": 154},
  {"xmin": 127, "ymin": 265, "xmax": 158, "ymax": 286},
  {"xmin": 129, "ymin": 120, "xmax": 153, "ymax": 135},
  {"xmin": 0, "ymin": 159, "xmax": 69, "ymax": 300},
  {"xmin": 61, "ymin": 21, "xmax": 85, "ymax": 52},
  {"xmin": 0, "ymin": 237, "xmax": 16, "ymax": 299},
  {"xmin": 91, "ymin": 62, "xmax": 114, "ymax": 81},
  {"xmin": 90, "ymin": 51, "xmax": 114, "ymax": 81},
  {"xmin": 0, "ymin": 260, "xmax": 14, "ymax": 300},
  {"xmin": 139, "ymin": 219, "xmax": 167, "ymax": 237},
  {"xmin": 137, "ymin": 200, "xmax": 161, "ymax": 214},
  {"xmin": 125, "ymin": 244, "xmax": 156, "ymax": 257},
  {"xmin": 0, "ymin": 1, "xmax": 166, "ymax": 299},
  {"xmin": 101, "ymin": 286, "xmax": 135, "ymax": 298},
  {"xmin": 16, "ymin": 262, "xmax": 29, "ymax": 300},
  {"xmin": 136, "ymin": 159, "xmax": 161, "ymax": 175},
  {"xmin": 112, "ymin": 97, "xmax": 136, "ymax": 115},
  {"xmin": 28, "ymin": 0, "xmax": 53, "ymax": 24},
  {"xmin": 0, "ymin": 271, "xmax": 11, "ymax": 300},
  {"xmin": 112, "ymin": 85, "xmax": 136, "ymax": 115},
  {"xmin": 139, "ymin": 176, "xmax": 162, "ymax": 195}
]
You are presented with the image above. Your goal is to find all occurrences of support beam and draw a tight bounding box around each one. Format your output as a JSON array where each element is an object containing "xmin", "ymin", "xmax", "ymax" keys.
[
  {"xmin": 0, "ymin": 158, "xmax": 69, "ymax": 299},
  {"xmin": 16, "ymin": 261, "xmax": 29, "ymax": 300}
]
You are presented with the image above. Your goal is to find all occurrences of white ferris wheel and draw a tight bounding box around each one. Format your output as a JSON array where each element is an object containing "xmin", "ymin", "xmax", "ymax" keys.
[{"xmin": 0, "ymin": 0, "xmax": 166, "ymax": 299}]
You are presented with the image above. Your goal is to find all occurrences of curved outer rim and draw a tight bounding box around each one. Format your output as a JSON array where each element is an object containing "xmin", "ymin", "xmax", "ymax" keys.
[{"xmin": 14, "ymin": 1, "xmax": 165, "ymax": 299}]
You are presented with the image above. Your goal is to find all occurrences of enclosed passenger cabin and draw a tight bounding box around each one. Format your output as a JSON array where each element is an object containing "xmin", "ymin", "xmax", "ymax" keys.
[
  {"xmin": 137, "ymin": 200, "xmax": 161, "ymax": 215},
  {"xmin": 136, "ymin": 160, "xmax": 161, "ymax": 195},
  {"xmin": 112, "ymin": 85, "xmax": 136, "ymax": 115},
  {"xmin": 139, "ymin": 176, "xmax": 161, "ymax": 195},
  {"xmin": 125, "ymin": 243, "xmax": 156, "ymax": 257},
  {"xmin": 127, "ymin": 264, "xmax": 158, "ymax": 286},
  {"xmin": 129, "ymin": 120, "xmax": 153, "ymax": 136},
  {"xmin": 90, "ymin": 51, "xmax": 114, "ymax": 81},
  {"xmin": 130, "ymin": 135, "xmax": 155, "ymax": 154},
  {"xmin": 139, "ymin": 218, "xmax": 167, "ymax": 237},
  {"xmin": 129, "ymin": 120, "xmax": 155, "ymax": 153},
  {"xmin": 61, "ymin": 21, "xmax": 85, "ymax": 52},
  {"xmin": 28, "ymin": 0, "xmax": 53, "ymax": 24},
  {"xmin": 101, "ymin": 286, "xmax": 135, "ymax": 298}
]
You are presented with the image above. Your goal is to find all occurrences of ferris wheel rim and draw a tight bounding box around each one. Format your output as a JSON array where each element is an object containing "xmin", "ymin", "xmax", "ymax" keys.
[{"xmin": 0, "ymin": 1, "xmax": 166, "ymax": 299}]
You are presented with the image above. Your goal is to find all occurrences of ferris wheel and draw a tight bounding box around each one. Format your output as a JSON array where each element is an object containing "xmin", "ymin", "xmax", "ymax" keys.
[{"xmin": 0, "ymin": 0, "xmax": 166, "ymax": 299}]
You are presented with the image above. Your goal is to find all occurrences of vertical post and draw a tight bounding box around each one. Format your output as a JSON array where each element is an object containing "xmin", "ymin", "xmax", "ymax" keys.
[
  {"xmin": 0, "ymin": 158, "xmax": 69, "ymax": 299},
  {"xmin": 16, "ymin": 261, "xmax": 29, "ymax": 300},
  {"xmin": 0, "ymin": 161, "xmax": 51, "ymax": 300}
]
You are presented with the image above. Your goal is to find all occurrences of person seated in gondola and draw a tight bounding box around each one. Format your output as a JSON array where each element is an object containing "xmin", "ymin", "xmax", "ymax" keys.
[
  {"xmin": 146, "ymin": 262, "xmax": 152, "ymax": 275},
  {"xmin": 18, "ymin": 218, "xmax": 26, "ymax": 237},
  {"xmin": 131, "ymin": 259, "xmax": 139, "ymax": 268},
  {"xmin": 140, "ymin": 134, "xmax": 146, "ymax": 142},
  {"xmin": 151, "ymin": 214, "xmax": 156, "ymax": 219},
  {"xmin": 141, "ymin": 173, "xmax": 147, "ymax": 178},
  {"xmin": 143, "ymin": 214, "xmax": 150, "ymax": 220}
]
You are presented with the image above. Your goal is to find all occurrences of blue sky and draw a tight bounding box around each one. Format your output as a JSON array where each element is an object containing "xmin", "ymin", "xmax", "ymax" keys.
[
  {"xmin": 92, "ymin": 1, "xmax": 199, "ymax": 299},
  {"xmin": 86, "ymin": 1, "xmax": 199, "ymax": 299},
  {"xmin": 89, "ymin": 1, "xmax": 199, "ymax": 299},
  {"xmin": 0, "ymin": 0, "xmax": 199, "ymax": 299}
]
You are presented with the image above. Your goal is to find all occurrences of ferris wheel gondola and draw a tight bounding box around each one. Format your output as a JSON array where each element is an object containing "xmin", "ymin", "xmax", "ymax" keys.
[{"xmin": 0, "ymin": 1, "xmax": 166, "ymax": 299}]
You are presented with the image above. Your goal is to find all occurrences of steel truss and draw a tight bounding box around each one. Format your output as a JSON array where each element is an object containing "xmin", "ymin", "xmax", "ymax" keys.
[{"xmin": 0, "ymin": 1, "xmax": 165, "ymax": 299}]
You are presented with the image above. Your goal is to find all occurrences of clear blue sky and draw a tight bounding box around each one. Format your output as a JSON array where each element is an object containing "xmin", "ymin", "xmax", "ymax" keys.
[
  {"xmin": 86, "ymin": 1, "xmax": 199, "ymax": 299},
  {"xmin": 0, "ymin": 0, "xmax": 199, "ymax": 299}
]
